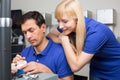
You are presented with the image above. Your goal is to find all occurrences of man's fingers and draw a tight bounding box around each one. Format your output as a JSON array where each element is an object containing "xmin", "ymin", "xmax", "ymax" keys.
[{"xmin": 12, "ymin": 54, "xmax": 25, "ymax": 63}]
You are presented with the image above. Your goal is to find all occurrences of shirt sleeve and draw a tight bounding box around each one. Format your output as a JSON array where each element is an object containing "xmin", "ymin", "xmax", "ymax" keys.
[
  {"xmin": 55, "ymin": 49, "xmax": 73, "ymax": 78},
  {"xmin": 83, "ymin": 26, "xmax": 108, "ymax": 54}
]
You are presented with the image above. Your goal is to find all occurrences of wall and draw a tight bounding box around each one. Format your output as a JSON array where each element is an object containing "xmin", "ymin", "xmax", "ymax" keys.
[
  {"xmin": 11, "ymin": 0, "xmax": 120, "ymax": 79},
  {"xmin": 80, "ymin": 0, "xmax": 120, "ymax": 38},
  {"xmin": 11, "ymin": 0, "xmax": 120, "ymax": 37}
]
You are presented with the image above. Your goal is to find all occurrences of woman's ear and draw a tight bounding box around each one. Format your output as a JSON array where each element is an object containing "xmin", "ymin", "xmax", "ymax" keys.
[{"xmin": 75, "ymin": 18, "xmax": 78, "ymax": 24}]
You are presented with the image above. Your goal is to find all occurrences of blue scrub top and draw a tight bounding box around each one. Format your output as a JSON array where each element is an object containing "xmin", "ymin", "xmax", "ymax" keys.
[
  {"xmin": 20, "ymin": 37, "xmax": 73, "ymax": 78},
  {"xmin": 84, "ymin": 17, "xmax": 120, "ymax": 79}
]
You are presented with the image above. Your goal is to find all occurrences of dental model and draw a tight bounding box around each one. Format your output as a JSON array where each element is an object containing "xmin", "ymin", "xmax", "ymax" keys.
[{"xmin": 11, "ymin": 60, "xmax": 27, "ymax": 70}]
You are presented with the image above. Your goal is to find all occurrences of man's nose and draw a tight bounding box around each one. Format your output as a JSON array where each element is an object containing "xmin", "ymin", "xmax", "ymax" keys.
[{"xmin": 26, "ymin": 32, "xmax": 31, "ymax": 39}]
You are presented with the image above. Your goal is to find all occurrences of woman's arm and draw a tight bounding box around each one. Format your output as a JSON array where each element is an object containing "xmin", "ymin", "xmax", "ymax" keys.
[
  {"xmin": 58, "ymin": 75, "xmax": 73, "ymax": 80},
  {"xmin": 59, "ymin": 35, "xmax": 94, "ymax": 72},
  {"xmin": 47, "ymin": 29, "xmax": 61, "ymax": 43},
  {"xmin": 48, "ymin": 29, "xmax": 94, "ymax": 72}
]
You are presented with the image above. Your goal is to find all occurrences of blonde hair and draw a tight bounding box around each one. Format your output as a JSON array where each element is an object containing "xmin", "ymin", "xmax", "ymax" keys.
[{"xmin": 55, "ymin": 0, "xmax": 86, "ymax": 54}]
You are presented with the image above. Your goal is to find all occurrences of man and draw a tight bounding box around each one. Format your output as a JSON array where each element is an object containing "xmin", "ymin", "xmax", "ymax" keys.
[{"xmin": 11, "ymin": 11, "xmax": 73, "ymax": 80}]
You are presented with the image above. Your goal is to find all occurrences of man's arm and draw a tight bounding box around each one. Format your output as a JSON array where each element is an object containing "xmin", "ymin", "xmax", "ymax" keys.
[
  {"xmin": 11, "ymin": 54, "xmax": 26, "ymax": 73},
  {"xmin": 21, "ymin": 61, "xmax": 73, "ymax": 80},
  {"xmin": 21, "ymin": 61, "xmax": 53, "ymax": 74},
  {"xmin": 58, "ymin": 75, "xmax": 74, "ymax": 80}
]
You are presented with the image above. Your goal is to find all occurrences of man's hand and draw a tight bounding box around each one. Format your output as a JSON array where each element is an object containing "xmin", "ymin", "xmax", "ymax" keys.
[
  {"xmin": 21, "ymin": 61, "xmax": 53, "ymax": 74},
  {"xmin": 11, "ymin": 54, "xmax": 26, "ymax": 73},
  {"xmin": 12, "ymin": 54, "xmax": 25, "ymax": 63},
  {"xmin": 11, "ymin": 63, "xmax": 18, "ymax": 73}
]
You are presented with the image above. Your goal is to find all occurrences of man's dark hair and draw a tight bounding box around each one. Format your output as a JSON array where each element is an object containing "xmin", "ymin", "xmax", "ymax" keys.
[{"xmin": 20, "ymin": 11, "xmax": 45, "ymax": 28}]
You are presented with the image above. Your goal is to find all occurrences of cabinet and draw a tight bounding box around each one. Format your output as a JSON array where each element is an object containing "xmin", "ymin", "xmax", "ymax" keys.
[
  {"xmin": 12, "ymin": 44, "xmax": 25, "ymax": 56},
  {"xmin": 41, "ymin": 12, "xmax": 52, "ymax": 35},
  {"xmin": 11, "ymin": 9, "xmax": 25, "ymax": 57},
  {"xmin": 11, "ymin": 28, "xmax": 25, "ymax": 57},
  {"xmin": 83, "ymin": 10, "xmax": 92, "ymax": 18},
  {"xmin": 41, "ymin": 13, "xmax": 52, "ymax": 26},
  {"xmin": 97, "ymin": 9, "xmax": 115, "ymax": 24},
  {"xmin": 51, "ymin": 12, "xmax": 58, "ymax": 26}
]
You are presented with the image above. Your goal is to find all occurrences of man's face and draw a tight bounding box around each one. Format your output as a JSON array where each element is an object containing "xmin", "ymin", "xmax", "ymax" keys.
[{"xmin": 21, "ymin": 19, "xmax": 45, "ymax": 47}]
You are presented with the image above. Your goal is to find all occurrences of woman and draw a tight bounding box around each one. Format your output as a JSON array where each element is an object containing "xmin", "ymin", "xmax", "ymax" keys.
[{"xmin": 48, "ymin": 0, "xmax": 120, "ymax": 80}]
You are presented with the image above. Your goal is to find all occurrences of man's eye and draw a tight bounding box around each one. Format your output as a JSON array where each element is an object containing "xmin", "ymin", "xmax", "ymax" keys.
[
  {"xmin": 29, "ymin": 28, "xmax": 34, "ymax": 33},
  {"xmin": 23, "ymin": 31, "xmax": 26, "ymax": 34},
  {"xmin": 30, "ymin": 30, "xmax": 34, "ymax": 32}
]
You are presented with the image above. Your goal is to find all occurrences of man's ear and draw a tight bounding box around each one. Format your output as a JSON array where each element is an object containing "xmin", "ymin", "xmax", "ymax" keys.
[{"xmin": 41, "ymin": 23, "xmax": 46, "ymax": 33}]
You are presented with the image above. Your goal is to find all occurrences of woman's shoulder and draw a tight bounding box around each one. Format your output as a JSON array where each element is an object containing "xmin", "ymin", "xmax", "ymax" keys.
[
  {"xmin": 85, "ymin": 17, "xmax": 110, "ymax": 31},
  {"xmin": 85, "ymin": 17, "xmax": 100, "ymax": 27}
]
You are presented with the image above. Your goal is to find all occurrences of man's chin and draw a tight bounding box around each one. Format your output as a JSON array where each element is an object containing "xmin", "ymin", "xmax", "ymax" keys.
[
  {"xmin": 30, "ymin": 43, "xmax": 35, "ymax": 46},
  {"xmin": 32, "ymin": 44, "xmax": 38, "ymax": 47},
  {"xmin": 32, "ymin": 44, "xmax": 36, "ymax": 46},
  {"xmin": 29, "ymin": 42, "xmax": 38, "ymax": 47}
]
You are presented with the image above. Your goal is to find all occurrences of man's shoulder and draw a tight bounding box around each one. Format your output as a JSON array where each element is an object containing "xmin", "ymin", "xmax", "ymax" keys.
[
  {"xmin": 48, "ymin": 38, "xmax": 65, "ymax": 54},
  {"xmin": 48, "ymin": 37, "xmax": 63, "ymax": 48},
  {"xmin": 50, "ymin": 40, "xmax": 63, "ymax": 50}
]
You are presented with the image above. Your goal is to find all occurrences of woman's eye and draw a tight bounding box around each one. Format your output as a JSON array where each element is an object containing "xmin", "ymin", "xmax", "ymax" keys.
[
  {"xmin": 57, "ymin": 19, "xmax": 68, "ymax": 24},
  {"xmin": 63, "ymin": 20, "xmax": 68, "ymax": 23},
  {"xmin": 57, "ymin": 20, "xmax": 60, "ymax": 23}
]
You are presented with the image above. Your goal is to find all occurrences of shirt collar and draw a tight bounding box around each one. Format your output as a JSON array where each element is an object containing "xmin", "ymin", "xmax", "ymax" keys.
[{"xmin": 32, "ymin": 37, "xmax": 53, "ymax": 56}]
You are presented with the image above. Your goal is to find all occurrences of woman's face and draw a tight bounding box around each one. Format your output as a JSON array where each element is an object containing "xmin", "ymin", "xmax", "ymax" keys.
[{"xmin": 57, "ymin": 14, "xmax": 77, "ymax": 35}]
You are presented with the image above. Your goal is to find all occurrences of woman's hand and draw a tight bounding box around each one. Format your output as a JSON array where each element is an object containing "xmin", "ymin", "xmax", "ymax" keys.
[
  {"xmin": 21, "ymin": 61, "xmax": 53, "ymax": 74},
  {"xmin": 59, "ymin": 34, "xmax": 69, "ymax": 43}
]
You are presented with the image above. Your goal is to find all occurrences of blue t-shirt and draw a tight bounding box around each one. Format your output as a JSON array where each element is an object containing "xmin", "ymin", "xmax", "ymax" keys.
[
  {"xmin": 20, "ymin": 38, "xmax": 73, "ymax": 78},
  {"xmin": 84, "ymin": 17, "xmax": 120, "ymax": 79}
]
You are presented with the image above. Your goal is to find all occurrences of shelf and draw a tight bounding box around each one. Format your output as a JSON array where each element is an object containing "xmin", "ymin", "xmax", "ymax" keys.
[
  {"xmin": 12, "ymin": 44, "xmax": 25, "ymax": 46},
  {"xmin": 11, "ymin": 44, "xmax": 25, "ymax": 54}
]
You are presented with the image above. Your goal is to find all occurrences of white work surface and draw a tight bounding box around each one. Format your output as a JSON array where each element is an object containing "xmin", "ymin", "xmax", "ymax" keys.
[{"xmin": 15, "ymin": 73, "xmax": 58, "ymax": 80}]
